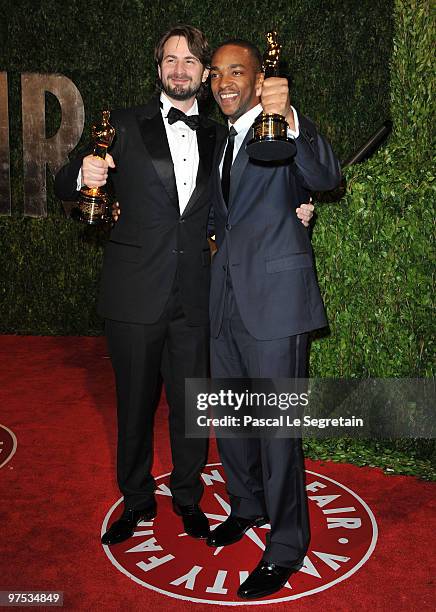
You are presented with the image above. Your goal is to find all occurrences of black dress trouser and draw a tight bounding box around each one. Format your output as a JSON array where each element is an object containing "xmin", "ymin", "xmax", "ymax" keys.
[{"xmin": 105, "ymin": 282, "xmax": 209, "ymax": 510}]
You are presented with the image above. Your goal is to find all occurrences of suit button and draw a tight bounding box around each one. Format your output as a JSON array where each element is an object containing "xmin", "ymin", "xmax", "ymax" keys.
[
  {"xmin": 179, "ymin": 218, "xmax": 185, "ymax": 223},
  {"xmin": 226, "ymin": 223, "xmax": 232, "ymax": 231},
  {"xmin": 179, "ymin": 250, "xmax": 184, "ymax": 254},
  {"xmin": 172, "ymin": 249, "xmax": 177, "ymax": 254}
]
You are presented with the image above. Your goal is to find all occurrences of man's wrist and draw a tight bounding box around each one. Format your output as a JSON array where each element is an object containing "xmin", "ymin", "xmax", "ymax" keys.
[
  {"xmin": 286, "ymin": 106, "xmax": 300, "ymax": 138},
  {"xmin": 285, "ymin": 109, "xmax": 295, "ymax": 131}
]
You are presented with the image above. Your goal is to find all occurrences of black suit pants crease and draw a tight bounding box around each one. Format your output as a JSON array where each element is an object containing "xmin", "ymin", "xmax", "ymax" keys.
[
  {"xmin": 210, "ymin": 278, "xmax": 310, "ymax": 567},
  {"xmin": 105, "ymin": 282, "xmax": 209, "ymax": 511}
]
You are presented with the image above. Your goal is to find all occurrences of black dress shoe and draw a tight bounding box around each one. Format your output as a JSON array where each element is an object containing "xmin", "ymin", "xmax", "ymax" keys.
[
  {"xmin": 101, "ymin": 502, "xmax": 157, "ymax": 546},
  {"xmin": 207, "ymin": 515, "xmax": 268, "ymax": 547},
  {"xmin": 172, "ymin": 502, "xmax": 209, "ymax": 539},
  {"xmin": 237, "ymin": 559, "xmax": 303, "ymax": 599}
]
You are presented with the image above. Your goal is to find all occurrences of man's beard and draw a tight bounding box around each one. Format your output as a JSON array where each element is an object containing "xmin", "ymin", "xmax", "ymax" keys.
[{"xmin": 161, "ymin": 77, "xmax": 201, "ymax": 101}]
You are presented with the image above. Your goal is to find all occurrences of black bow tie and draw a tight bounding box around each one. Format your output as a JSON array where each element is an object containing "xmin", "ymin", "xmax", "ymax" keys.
[{"xmin": 167, "ymin": 106, "xmax": 200, "ymax": 130}]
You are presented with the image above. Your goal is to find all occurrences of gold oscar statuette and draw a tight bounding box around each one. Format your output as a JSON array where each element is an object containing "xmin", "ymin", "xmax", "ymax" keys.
[
  {"xmin": 246, "ymin": 31, "xmax": 297, "ymax": 161},
  {"xmin": 74, "ymin": 110, "xmax": 115, "ymax": 225}
]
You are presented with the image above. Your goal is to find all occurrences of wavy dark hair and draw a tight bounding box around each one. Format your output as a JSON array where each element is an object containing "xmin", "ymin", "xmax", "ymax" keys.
[{"xmin": 154, "ymin": 24, "xmax": 211, "ymax": 101}]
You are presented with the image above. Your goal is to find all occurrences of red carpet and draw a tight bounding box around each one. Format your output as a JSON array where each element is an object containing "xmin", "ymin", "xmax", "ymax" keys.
[{"xmin": 0, "ymin": 336, "xmax": 434, "ymax": 610}]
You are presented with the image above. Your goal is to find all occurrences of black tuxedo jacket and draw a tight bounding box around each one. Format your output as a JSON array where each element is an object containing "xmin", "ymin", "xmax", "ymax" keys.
[
  {"xmin": 209, "ymin": 114, "xmax": 341, "ymax": 340},
  {"xmin": 55, "ymin": 97, "xmax": 226, "ymax": 326}
]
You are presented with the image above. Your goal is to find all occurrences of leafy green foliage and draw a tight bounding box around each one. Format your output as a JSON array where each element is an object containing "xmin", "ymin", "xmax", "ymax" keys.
[
  {"xmin": 0, "ymin": 217, "xmax": 105, "ymax": 334},
  {"xmin": 307, "ymin": 0, "xmax": 435, "ymax": 475},
  {"xmin": 309, "ymin": 0, "xmax": 434, "ymax": 379},
  {"xmin": 311, "ymin": 148, "xmax": 434, "ymax": 378},
  {"xmin": 304, "ymin": 437, "xmax": 436, "ymax": 480}
]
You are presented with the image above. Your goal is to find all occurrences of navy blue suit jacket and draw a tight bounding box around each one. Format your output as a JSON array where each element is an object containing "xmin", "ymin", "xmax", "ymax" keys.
[{"xmin": 209, "ymin": 114, "xmax": 341, "ymax": 340}]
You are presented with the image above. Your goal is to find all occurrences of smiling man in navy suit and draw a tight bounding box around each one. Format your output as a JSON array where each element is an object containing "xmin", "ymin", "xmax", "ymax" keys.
[{"xmin": 206, "ymin": 40, "xmax": 341, "ymax": 599}]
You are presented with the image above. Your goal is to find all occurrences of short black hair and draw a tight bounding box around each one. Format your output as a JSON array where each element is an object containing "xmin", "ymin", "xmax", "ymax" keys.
[{"xmin": 212, "ymin": 39, "xmax": 263, "ymax": 71}]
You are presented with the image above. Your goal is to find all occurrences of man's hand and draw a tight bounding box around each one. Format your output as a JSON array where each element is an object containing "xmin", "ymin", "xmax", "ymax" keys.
[
  {"xmin": 82, "ymin": 153, "xmax": 115, "ymax": 188},
  {"xmin": 260, "ymin": 77, "xmax": 295, "ymax": 131},
  {"xmin": 112, "ymin": 201, "xmax": 120, "ymax": 222},
  {"xmin": 296, "ymin": 200, "xmax": 314, "ymax": 227}
]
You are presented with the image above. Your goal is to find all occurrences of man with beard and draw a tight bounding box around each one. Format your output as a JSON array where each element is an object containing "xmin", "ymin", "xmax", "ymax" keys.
[
  {"xmin": 55, "ymin": 25, "xmax": 222, "ymax": 544},
  {"xmin": 206, "ymin": 40, "xmax": 341, "ymax": 599},
  {"xmin": 54, "ymin": 26, "xmax": 314, "ymax": 547}
]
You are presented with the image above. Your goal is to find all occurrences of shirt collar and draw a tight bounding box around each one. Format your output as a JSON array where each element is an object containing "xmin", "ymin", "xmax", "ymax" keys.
[
  {"xmin": 160, "ymin": 92, "xmax": 198, "ymax": 117},
  {"xmin": 228, "ymin": 103, "xmax": 263, "ymax": 134}
]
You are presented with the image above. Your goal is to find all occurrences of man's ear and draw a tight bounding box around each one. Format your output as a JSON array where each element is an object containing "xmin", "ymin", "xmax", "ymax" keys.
[
  {"xmin": 202, "ymin": 67, "xmax": 210, "ymax": 83},
  {"xmin": 255, "ymin": 72, "xmax": 264, "ymax": 97}
]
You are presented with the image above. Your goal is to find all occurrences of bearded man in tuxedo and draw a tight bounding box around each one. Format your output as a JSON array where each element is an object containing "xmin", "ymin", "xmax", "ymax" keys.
[{"xmin": 55, "ymin": 25, "xmax": 226, "ymax": 544}]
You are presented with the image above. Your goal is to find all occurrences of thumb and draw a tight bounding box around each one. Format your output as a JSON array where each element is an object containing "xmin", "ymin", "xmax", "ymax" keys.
[
  {"xmin": 255, "ymin": 73, "xmax": 264, "ymax": 98},
  {"xmin": 105, "ymin": 153, "xmax": 116, "ymax": 168}
]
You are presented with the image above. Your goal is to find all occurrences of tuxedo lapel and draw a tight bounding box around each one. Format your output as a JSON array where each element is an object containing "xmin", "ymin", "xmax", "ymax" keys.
[
  {"xmin": 182, "ymin": 119, "xmax": 216, "ymax": 217},
  {"xmin": 137, "ymin": 102, "xmax": 178, "ymax": 209},
  {"xmin": 228, "ymin": 128, "xmax": 252, "ymax": 208}
]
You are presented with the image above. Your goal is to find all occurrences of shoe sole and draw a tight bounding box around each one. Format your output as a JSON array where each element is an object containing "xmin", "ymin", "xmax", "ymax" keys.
[
  {"xmin": 237, "ymin": 564, "xmax": 302, "ymax": 599},
  {"xmin": 185, "ymin": 530, "xmax": 209, "ymax": 539},
  {"xmin": 237, "ymin": 584, "xmax": 287, "ymax": 600}
]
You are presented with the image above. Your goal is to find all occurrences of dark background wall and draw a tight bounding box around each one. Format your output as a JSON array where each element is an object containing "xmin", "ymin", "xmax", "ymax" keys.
[{"xmin": 4, "ymin": 0, "xmax": 394, "ymax": 164}]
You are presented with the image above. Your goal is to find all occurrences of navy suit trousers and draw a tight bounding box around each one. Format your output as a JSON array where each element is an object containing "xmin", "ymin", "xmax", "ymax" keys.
[{"xmin": 210, "ymin": 276, "xmax": 310, "ymax": 566}]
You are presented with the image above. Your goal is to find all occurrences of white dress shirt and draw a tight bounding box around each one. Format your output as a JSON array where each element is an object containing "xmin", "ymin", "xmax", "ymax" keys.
[
  {"xmin": 219, "ymin": 103, "xmax": 300, "ymax": 176},
  {"xmin": 160, "ymin": 92, "xmax": 199, "ymax": 214},
  {"xmin": 77, "ymin": 92, "xmax": 200, "ymax": 215}
]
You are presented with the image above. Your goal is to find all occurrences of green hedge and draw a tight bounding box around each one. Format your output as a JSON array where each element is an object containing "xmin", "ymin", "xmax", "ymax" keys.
[
  {"xmin": 310, "ymin": 0, "xmax": 434, "ymax": 379},
  {"xmin": 305, "ymin": 0, "xmax": 435, "ymax": 476}
]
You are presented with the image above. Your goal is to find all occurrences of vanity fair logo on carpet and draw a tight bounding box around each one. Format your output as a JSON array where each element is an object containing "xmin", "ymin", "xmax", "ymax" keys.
[
  {"xmin": 102, "ymin": 463, "xmax": 378, "ymax": 605},
  {"xmin": 0, "ymin": 424, "xmax": 17, "ymax": 468}
]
